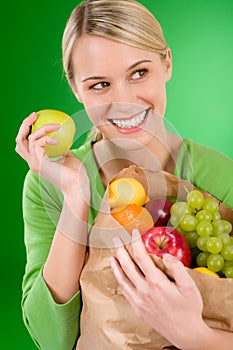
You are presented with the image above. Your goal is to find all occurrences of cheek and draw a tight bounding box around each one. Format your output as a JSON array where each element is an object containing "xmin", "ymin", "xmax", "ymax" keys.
[
  {"xmin": 85, "ymin": 103, "xmax": 110, "ymax": 127},
  {"xmin": 145, "ymin": 86, "xmax": 167, "ymax": 113},
  {"xmin": 78, "ymin": 89, "xmax": 108, "ymax": 111}
]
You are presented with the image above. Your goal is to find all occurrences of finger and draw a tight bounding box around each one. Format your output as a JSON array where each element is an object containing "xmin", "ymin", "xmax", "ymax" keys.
[
  {"xmin": 15, "ymin": 142, "xmax": 30, "ymax": 161},
  {"xmin": 162, "ymin": 254, "xmax": 197, "ymax": 291},
  {"xmin": 15, "ymin": 112, "xmax": 38, "ymax": 160},
  {"xmin": 109, "ymin": 256, "xmax": 136, "ymax": 295},
  {"xmin": 27, "ymin": 124, "xmax": 60, "ymax": 167},
  {"xmin": 24, "ymin": 135, "xmax": 57, "ymax": 173},
  {"xmin": 131, "ymin": 229, "xmax": 168, "ymax": 282},
  {"xmin": 29, "ymin": 123, "xmax": 60, "ymax": 141},
  {"xmin": 15, "ymin": 112, "xmax": 38, "ymax": 143},
  {"xmin": 29, "ymin": 136, "xmax": 59, "ymax": 161},
  {"xmin": 112, "ymin": 237, "xmax": 145, "ymax": 289},
  {"xmin": 16, "ymin": 135, "xmax": 57, "ymax": 164}
]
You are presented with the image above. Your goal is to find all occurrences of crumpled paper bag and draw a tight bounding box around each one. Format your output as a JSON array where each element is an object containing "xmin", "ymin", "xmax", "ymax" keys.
[{"xmin": 76, "ymin": 165, "xmax": 233, "ymax": 350}]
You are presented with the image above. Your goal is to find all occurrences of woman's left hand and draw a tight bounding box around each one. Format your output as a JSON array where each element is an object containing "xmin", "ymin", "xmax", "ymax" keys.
[{"xmin": 109, "ymin": 229, "xmax": 208, "ymax": 349}]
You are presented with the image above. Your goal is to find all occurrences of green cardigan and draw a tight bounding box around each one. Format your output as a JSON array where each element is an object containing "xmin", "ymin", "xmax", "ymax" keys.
[{"xmin": 21, "ymin": 139, "xmax": 233, "ymax": 350}]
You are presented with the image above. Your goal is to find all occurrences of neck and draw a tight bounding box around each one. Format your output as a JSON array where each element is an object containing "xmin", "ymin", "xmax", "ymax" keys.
[{"xmin": 93, "ymin": 132, "xmax": 182, "ymax": 188}]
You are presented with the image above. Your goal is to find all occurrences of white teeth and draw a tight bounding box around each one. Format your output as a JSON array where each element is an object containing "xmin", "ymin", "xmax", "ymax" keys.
[{"xmin": 112, "ymin": 110, "xmax": 147, "ymax": 129}]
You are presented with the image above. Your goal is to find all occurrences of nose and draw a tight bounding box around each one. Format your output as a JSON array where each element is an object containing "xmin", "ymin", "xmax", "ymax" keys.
[
  {"xmin": 110, "ymin": 82, "xmax": 137, "ymax": 105},
  {"xmin": 108, "ymin": 82, "xmax": 143, "ymax": 115}
]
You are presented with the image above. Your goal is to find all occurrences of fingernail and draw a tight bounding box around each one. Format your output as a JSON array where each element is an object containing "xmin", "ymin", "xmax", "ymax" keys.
[
  {"xmin": 112, "ymin": 237, "xmax": 122, "ymax": 247},
  {"xmin": 52, "ymin": 123, "xmax": 60, "ymax": 129},
  {"xmin": 163, "ymin": 254, "xmax": 175, "ymax": 262},
  {"xmin": 48, "ymin": 138, "xmax": 59, "ymax": 145}
]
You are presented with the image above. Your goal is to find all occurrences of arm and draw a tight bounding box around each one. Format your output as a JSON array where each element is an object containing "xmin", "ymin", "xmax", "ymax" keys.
[
  {"xmin": 42, "ymin": 187, "xmax": 89, "ymax": 304},
  {"xmin": 16, "ymin": 113, "xmax": 90, "ymax": 349},
  {"xmin": 110, "ymin": 229, "xmax": 233, "ymax": 350},
  {"xmin": 195, "ymin": 328, "xmax": 233, "ymax": 350},
  {"xmin": 22, "ymin": 170, "xmax": 88, "ymax": 350}
]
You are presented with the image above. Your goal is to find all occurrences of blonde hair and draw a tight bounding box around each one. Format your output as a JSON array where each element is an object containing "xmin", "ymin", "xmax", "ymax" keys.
[{"xmin": 62, "ymin": 0, "xmax": 167, "ymax": 85}]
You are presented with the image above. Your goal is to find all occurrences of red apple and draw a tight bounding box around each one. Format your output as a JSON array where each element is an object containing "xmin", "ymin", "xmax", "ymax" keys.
[
  {"xmin": 142, "ymin": 226, "xmax": 191, "ymax": 267},
  {"xmin": 144, "ymin": 197, "xmax": 173, "ymax": 227}
]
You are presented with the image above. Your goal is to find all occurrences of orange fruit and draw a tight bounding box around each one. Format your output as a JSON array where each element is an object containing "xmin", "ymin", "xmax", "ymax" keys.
[
  {"xmin": 109, "ymin": 177, "xmax": 147, "ymax": 208},
  {"xmin": 193, "ymin": 267, "xmax": 220, "ymax": 278},
  {"xmin": 111, "ymin": 204, "xmax": 154, "ymax": 235}
]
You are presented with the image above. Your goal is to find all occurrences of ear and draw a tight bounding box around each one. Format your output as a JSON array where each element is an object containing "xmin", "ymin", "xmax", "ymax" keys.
[{"xmin": 164, "ymin": 48, "xmax": 172, "ymax": 82}]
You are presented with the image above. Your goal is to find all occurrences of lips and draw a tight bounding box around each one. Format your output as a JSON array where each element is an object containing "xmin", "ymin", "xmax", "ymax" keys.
[{"xmin": 108, "ymin": 108, "xmax": 149, "ymax": 133}]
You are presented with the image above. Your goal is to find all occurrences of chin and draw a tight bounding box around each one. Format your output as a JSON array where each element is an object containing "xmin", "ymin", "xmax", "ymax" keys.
[{"xmin": 110, "ymin": 133, "xmax": 155, "ymax": 152}]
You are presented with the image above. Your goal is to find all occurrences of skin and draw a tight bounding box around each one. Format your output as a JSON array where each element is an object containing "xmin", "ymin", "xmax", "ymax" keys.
[
  {"xmin": 110, "ymin": 230, "xmax": 233, "ymax": 350},
  {"xmin": 15, "ymin": 34, "xmax": 233, "ymax": 348},
  {"xmin": 15, "ymin": 113, "xmax": 90, "ymax": 303},
  {"xmin": 72, "ymin": 35, "xmax": 171, "ymax": 148},
  {"xmin": 72, "ymin": 34, "xmax": 182, "ymax": 185}
]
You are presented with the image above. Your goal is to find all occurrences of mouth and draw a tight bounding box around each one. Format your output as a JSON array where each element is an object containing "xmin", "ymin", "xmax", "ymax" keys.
[{"xmin": 108, "ymin": 108, "xmax": 149, "ymax": 133}]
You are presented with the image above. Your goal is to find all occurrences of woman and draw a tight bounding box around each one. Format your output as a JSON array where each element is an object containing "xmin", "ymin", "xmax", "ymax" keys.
[{"xmin": 15, "ymin": 0, "xmax": 233, "ymax": 349}]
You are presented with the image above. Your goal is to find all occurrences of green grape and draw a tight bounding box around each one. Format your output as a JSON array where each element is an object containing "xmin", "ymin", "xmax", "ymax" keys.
[
  {"xmin": 212, "ymin": 220, "xmax": 227, "ymax": 235},
  {"xmin": 221, "ymin": 260, "xmax": 233, "ymax": 275},
  {"xmin": 197, "ymin": 236, "xmax": 209, "ymax": 251},
  {"xmin": 170, "ymin": 201, "xmax": 192, "ymax": 218},
  {"xmin": 196, "ymin": 220, "xmax": 213, "ymax": 237},
  {"xmin": 187, "ymin": 190, "xmax": 204, "ymax": 210},
  {"xmin": 185, "ymin": 231, "xmax": 199, "ymax": 248},
  {"xmin": 202, "ymin": 198, "xmax": 219, "ymax": 213},
  {"xmin": 176, "ymin": 225, "xmax": 187, "ymax": 236},
  {"xmin": 196, "ymin": 251, "xmax": 210, "ymax": 267},
  {"xmin": 170, "ymin": 214, "xmax": 180, "ymax": 228},
  {"xmin": 225, "ymin": 266, "xmax": 233, "ymax": 278},
  {"xmin": 221, "ymin": 220, "xmax": 232, "ymax": 234},
  {"xmin": 229, "ymin": 237, "xmax": 233, "ymax": 245},
  {"xmin": 196, "ymin": 209, "xmax": 212, "ymax": 222},
  {"xmin": 206, "ymin": 237, "xmax": 222, "ymax": 254},
  {"xmin": 180, "ymin": 214, "xmax": 198, "ymax": 231},
  {"xmin": 221, "ymin": 245, "xmax": 233, "ymax": 261},
  {"xmin": 207, "ymin": 254, "xmax": 224, "ymax": 272},
  {"xmin": 219, "ymin": 233, "xmax": 231, "ymax": 246},
  {"xmin": 211, "ymin": 211, "xmax": 221, "ymax": 221}
]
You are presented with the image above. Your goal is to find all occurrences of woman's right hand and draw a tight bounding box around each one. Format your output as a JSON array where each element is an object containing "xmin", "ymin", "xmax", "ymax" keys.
[
  {"xmin": 15, "ymin": 112, "xmax": 90, "ymax": 203},
  {"xmin": 15, "ymin": 112, "xmax": 59, "ymax": 169}
]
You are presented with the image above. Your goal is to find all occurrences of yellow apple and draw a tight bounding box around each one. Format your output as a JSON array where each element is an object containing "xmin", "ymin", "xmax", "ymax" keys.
[
  {"xmin": 109, "ymin": 177, "xmax": 147, "ymax": 208},
  {"xmin": 31, "ymin": 109, "xmax": 76, "ymax": 158},
  {"xmin": 193, "ymin": 267, "xmax": 220, "ymax": 278}
]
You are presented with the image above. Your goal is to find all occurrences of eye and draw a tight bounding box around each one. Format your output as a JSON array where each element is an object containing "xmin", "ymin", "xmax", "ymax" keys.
[
  {"xmin": 131, "ymin": 68, "xmax": 148, "ymax": 80},
  {"xmin": 89, "ymin": 81, "xmax": 110, "ymax": 90}
]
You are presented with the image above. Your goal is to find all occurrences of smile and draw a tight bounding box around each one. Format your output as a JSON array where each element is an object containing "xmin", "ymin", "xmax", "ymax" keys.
[{"xmin": 109, "ymin": 109, "xmax": 148, "ymax": 129}]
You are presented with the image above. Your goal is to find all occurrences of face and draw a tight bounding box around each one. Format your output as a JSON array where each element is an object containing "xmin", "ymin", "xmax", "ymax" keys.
[{"xmin": 71, "ymin": 34, "xmax": 172, "ymax": 148}]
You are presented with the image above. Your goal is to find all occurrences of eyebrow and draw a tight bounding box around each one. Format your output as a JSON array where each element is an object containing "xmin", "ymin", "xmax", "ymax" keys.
[
  {"xmin": 127, "ymin": 59, "xmax": 152, "ymax": 71},
  {"xmin": 81, "ymin": 59, "xmax": 152, "ymax": 82}
]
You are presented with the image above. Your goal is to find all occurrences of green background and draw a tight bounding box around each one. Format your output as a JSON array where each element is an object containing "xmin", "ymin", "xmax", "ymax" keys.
[{"xmin": 1, "ymin": 0, "xmax": 233, "ymax": 348}]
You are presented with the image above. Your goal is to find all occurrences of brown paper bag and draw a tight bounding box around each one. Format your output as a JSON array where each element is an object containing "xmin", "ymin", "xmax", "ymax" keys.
[{"xmin": 76, "ymin": 165, "xmax": 233, "ymax": 350}]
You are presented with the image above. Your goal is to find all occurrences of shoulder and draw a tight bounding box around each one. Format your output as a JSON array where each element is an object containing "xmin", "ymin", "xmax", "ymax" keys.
[
  {"xmin": 71, "ymin": 140, "xmax": 92, "ymax": 161},
  {"xmin": 176, "ymin": 138, "xmax": 233, "ymax": 208},
  {"xmin": 181, "ymin": 138, "xmax": 233, "ymax": 173}
]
